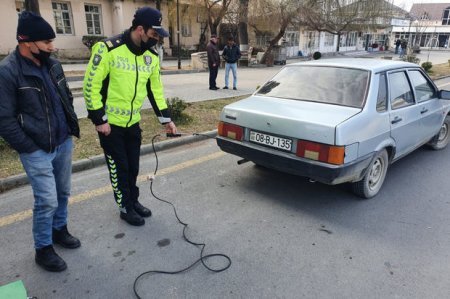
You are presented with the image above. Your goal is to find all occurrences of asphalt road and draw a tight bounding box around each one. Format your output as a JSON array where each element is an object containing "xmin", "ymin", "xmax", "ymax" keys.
[{"xmin": 1, "ymin": 138, "xmax": 450, "ymax": 298}]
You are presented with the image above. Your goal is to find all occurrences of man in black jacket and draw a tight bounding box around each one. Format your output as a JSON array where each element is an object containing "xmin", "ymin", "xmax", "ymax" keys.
[
  {"xmin": 222, "ymin": 37, "xmax": 241, "ymax": 90},
  {"xmin": 207, "ymin": 34, "xmax": 220, "ymax": 90},
  {"xmin": 0, "ymin": 12, "xmax": 80, "ymax": 272}
]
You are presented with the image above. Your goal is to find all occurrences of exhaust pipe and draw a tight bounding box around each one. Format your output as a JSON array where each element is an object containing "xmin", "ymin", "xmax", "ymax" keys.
[{"xmin": 237, "ymin": 159, "xmax": 249, "ymax": 165}]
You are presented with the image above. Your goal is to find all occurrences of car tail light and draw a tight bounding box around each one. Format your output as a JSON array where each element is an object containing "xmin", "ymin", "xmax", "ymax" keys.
[
  {"xmin": 296, "ymin": 140, "xmax": 345, "ymax": 165},
  {"xmin": 218, "ymin": 122, "xmax": 244, "ymax": 141}
]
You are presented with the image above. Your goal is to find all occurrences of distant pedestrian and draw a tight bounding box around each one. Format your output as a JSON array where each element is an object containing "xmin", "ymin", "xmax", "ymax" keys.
[
  {"xmin": 395, "ymin": 39, "xmax": 401, "ymax": 54},
  {"xmin": 400, "ymin": 39, "xmax": 407, "ymax": 57},
  {"xmin": 222, "ymin": 37, "xmax": 241, "ymax": 90},
  {"xmin": 0, "ymin": 11, "xmax": 81, "ymax": 272},
  {"xmin": 207, "ymin": 34, "xmax": 220, "ymax": 90}
]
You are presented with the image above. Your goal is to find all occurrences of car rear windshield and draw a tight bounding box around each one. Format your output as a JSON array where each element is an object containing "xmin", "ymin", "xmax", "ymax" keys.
[{"xmin": 256, "ymin": 65, "xmax": 370, "ymax": 108}]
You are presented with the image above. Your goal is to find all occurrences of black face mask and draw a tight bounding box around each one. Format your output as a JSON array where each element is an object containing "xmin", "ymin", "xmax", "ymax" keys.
[
  {"xmin": 32, "ymin": 43, "xmax": 52, "ymax": 64},
  {"xmin": 140, "ymin": 37, "xmax": 158, "ymax": 51}
]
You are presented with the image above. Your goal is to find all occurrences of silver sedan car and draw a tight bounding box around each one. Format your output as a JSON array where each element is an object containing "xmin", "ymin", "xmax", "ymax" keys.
[{"xmin": 216, "ymin": 59, "xmax": 450, "ymax": 198}]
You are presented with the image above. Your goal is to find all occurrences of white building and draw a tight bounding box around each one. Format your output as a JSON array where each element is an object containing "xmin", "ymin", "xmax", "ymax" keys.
[
  {"xmin": 2, "ymin": 0, "xmax": 170, "ymax": 58},
  {"xmin": 391, "ymin": 3, "xmax": 450, "ymax": 49}
]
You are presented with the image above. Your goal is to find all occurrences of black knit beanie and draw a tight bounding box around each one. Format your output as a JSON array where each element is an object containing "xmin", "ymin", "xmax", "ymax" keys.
[{"xmin": 17, "ymin": 11, "xmax": 56, "ymax": 42}]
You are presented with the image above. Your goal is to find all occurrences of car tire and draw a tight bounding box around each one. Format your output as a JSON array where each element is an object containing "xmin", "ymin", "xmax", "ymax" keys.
[
  {"xmin": 427, "ymin": 115, "xmax": 450, "ymax": 150},
  {"xmin": 352, "ymin": 149, "xmax": 389, "ymax": 199}
]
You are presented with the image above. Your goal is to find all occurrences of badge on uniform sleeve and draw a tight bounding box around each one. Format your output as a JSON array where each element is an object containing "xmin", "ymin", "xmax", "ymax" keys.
[
  {"xmin": 144, "ymin": 55, "xmax": 152, "ymax": 65},
  {"xmin": 93, "ymin": 54, "xmax": 102, "ymax": 66}
]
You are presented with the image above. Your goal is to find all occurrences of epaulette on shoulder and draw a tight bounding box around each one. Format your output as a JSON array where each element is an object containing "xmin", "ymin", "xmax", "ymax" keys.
[
  {"xmin": 148, "ymin": 48, "xmax": 159, "ymax": 56},
  {"xmin": 103, "ymin": 34, "xmax": 124, "ymax": 51}
]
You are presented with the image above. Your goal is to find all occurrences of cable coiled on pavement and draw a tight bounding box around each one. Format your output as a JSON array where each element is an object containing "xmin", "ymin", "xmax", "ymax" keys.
[{"xmin": 133, "ymin": 134, "xmax": 231, "ymax": 299}]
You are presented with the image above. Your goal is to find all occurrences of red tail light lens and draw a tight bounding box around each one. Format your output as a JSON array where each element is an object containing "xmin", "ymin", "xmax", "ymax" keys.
[
  {"xmin": 218, "ymin": 122, "xmax": 244, "ymax": 141},
  {"xmin": 296, "ymin": 140, "xmax": 345, "ymax": 165}
]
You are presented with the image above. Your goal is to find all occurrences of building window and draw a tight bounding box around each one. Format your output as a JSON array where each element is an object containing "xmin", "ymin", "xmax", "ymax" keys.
[
  {"xmin": 443, "ymin": 7, "xmax": 450, "ymax": 25},
  {"xmin": 52, "ymin": 1, "xmax": 74, "ymax": 35},
  {"xmin": 181, "ymin": 20, "xmax": 191, "ymax": 37},
  {"xmin": 256, "ymin": 33, "xmax": 272, "ymax": 47},
  {"xmin": 340, "ymin": 32, "xmax": 357, "ymax": 47},
  {"xmin": 324, "ymin": 32, "xmax": 334, "ymax": 47},
  {"xmin": 85, "ymin": 4, "xmax": 102, "ymax": 35}
]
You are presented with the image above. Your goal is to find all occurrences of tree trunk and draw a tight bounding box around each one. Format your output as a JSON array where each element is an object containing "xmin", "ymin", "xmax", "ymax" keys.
[
  {"xmin": 336, "ymin": 32, "xmax": 341, "ymax": 52},
  {"xmin": 25, "ymin": 0, "xmax": 40, "ymax": 15},
  {"xmin": 260, "ymin": 21, "xmax": 288, "ymax": 64},
  {"xmin": 238, "ymin": 0, "xmax": 249, "ymax": 50}
]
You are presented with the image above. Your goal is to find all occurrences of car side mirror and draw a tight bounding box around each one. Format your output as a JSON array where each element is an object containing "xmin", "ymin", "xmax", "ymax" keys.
[{"xmin": 439, "ymin": 90, "xmax": 450, "ymax": 100}]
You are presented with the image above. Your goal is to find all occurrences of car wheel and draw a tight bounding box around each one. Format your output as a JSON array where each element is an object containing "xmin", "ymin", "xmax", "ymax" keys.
[
  {"xmin": 352, "ymin": 149, "xmax": 389, "ymax": 199},
  {"xmin": 428, "ymin": 116, "xmax": 450, "ymax": 150}
]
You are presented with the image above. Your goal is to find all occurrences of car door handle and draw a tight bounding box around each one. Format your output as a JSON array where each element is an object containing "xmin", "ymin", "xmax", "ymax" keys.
[
  {"xmin": 420, "ymin": 109, "xmax": 428, "ymax": 114},
  {"xmin": 391, "ymin": 117, "xmax": 402, "ymax": 124}
]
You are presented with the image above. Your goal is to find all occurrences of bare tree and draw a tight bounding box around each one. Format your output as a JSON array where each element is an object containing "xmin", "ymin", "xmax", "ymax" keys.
[
  {"xmin": 202, "ymin": 0, "xmax": 234, "ymax": 35},
  {"xmin": 301, "ymin": 0, "xmax": 395, "ymax": 52},
  {"xmin": 249, "ymin": 0, "xmax": 303, "ymax": 63}
]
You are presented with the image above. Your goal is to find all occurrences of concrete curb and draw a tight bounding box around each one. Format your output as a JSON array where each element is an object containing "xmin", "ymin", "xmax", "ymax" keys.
[{"xmin": 0, "ymin": 130, "xmax": 218, "ymax": 193}]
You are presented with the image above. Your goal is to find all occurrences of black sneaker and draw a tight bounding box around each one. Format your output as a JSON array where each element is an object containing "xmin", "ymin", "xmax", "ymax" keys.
[
  {"xmin": 223, "ymin": 86, "xmax": 229, "ymax": 89},
  {"xmin": 133, "ymin": 201, "xmax": 152, "ymax": 218},
  {"xmin": 35, "ymin": 245, "xmax": 67, "ymax": 272},
  {"xmin": 120, "ymin": 208, "xmax": 145, "ymax": 226},
  {"xmin": 53, "ymin": 225, "xmax": 81, "ymax": 249},
  {"xmin": 233, "ymin": 87, "xmax": 237, "ymax": 90}
]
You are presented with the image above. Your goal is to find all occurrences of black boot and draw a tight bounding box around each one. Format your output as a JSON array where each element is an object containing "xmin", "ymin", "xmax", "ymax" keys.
[
  {"xmin": 53, "ymin": 225, "xmax": 81, "ymax": 249},
  {"xmin": 133, "ymin": 201, "xmax": 152, "ymax": 218},
  {"xmin": 35, "ymin": 245, "xmax": 67, "ymax": 272},
  {"xmin": 120, "ymin": 207, "xmax": 145, "ymax": 226}
]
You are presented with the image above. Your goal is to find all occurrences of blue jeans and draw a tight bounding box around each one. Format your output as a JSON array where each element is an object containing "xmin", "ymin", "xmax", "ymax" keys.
[
  {"xmin": 19, "ymin": 138, "xmax": 73, "ymax": 249},
  {"xmin": 225, "ymin": 63, "xmax": 237, "ymax": 88}
]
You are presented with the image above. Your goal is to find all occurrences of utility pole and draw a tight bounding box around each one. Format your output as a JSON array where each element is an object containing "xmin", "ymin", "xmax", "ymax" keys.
[
  {"xmin": 25, "ymin": 0, "xmax": 40, "ymax": 15},
  {"xmin": 177, "ymin": 0, "xmax": 181, "ymax": 69}
]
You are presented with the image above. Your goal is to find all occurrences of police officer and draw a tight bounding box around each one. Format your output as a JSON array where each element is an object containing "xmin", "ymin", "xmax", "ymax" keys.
[{"xmin": 83, "ymin": 7, "xmax": 177, "ymax": 226}]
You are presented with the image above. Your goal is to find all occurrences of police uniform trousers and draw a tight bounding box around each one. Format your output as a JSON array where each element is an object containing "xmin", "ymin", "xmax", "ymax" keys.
[{"xmin": 98, "ymin": 123, "xmax": 142, "ymax": 212}]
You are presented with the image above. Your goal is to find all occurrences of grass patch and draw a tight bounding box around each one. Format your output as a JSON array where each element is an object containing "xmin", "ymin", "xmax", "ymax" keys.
[
  {"xmin": 428, "ymin": 62, "xmax": 450, "ymax": 79},
  {"xmin": 0, "ymin": 96, "xmax": 244, "ymax": 179}
]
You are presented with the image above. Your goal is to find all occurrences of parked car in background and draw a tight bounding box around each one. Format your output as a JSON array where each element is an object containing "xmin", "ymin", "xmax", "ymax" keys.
[{"xmin": 216, "ymin": 59, "xmax": 450, "ymax": 198}]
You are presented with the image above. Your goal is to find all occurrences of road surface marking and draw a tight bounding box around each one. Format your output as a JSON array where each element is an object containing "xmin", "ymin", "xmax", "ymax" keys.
[{"xmin": 0, "ymin": 151, "xmax": 225, "ymax": 228}]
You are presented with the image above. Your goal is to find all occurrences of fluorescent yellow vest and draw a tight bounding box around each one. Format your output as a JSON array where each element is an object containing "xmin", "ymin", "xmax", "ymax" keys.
[{"xmin": 84, "ymin": 36, "xmax": 169, "ymax": 127}]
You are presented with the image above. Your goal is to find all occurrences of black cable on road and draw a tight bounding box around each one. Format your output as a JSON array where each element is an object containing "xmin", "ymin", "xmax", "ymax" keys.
[{"xmin": 133, "ymin": 134, "xmax": 231, "ymax": 299}]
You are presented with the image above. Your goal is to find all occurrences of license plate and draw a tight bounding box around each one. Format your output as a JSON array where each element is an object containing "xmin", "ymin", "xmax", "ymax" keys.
[{"xmin": 249, "ymin": 131, "xmax": 292, "ymax": 151}]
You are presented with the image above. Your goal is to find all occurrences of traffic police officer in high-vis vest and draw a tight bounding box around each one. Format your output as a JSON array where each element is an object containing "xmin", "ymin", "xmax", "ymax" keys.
[{"xmin": 83, "ymin": 7, "xmax": 177, "ymax": 226}]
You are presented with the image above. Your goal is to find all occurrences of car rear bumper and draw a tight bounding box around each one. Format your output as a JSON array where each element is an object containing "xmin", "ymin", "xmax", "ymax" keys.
[{"xmin": 217, "ymin": 137, "xmax": 374, "ymax": 185}]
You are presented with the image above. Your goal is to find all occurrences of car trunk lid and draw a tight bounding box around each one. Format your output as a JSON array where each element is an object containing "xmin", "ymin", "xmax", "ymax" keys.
[{"xmin": 221, "ymin": 95, "xmax": 361, "ymax": 144}]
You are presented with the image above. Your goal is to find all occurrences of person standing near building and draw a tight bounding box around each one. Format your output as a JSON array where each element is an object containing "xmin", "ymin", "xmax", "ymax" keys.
[
  {"xmin": 400, "ymin": 39, "xmax": 407, "ymax": 57},
  {"xmin": 395, "ymin": 39, "xmax": 401, "ymax": 54},
  {"xmin": 207, "ymin": 34, "xmax": 220, "ymax": 90},
  {"xmin": 222, "ymin": 37, "xmax": 241, "ymax": 90},
  {"xmin": 0, "ymin": 11, "xmax": 81, "ymax": 272},
  {"xmin": 83, "ymin": 7, "xmax": 177, "ymax": 226}
]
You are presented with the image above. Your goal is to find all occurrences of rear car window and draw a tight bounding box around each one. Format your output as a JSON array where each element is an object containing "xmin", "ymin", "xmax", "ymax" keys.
[{"xmin": 255, "ymin": 65, "xmax": 370, "ymax": 108}]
